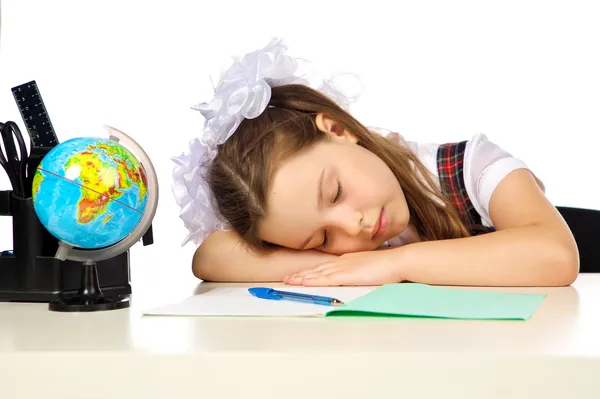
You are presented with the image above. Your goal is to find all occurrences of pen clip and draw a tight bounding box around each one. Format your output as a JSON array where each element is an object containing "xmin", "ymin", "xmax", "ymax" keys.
[{"xmin": 248, "ymin": 287, "xmax": 282, "ymax": 300}]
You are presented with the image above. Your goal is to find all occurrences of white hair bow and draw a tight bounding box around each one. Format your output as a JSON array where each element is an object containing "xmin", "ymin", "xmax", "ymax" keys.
[{"xmin": 172, "ymin": 37, "xmax": 362, "ymax": 246}]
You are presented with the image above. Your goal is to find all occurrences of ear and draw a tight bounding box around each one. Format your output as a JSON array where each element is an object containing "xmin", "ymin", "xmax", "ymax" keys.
[{"xmin": 315, "ymin": 113, "xmax": 358, "ymax": 144}]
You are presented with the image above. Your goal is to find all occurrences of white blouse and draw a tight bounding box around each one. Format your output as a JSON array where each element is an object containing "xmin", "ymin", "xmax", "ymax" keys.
[{"xmin": 372, "ymin": 129, "xmax": 545, "ymax": 247}]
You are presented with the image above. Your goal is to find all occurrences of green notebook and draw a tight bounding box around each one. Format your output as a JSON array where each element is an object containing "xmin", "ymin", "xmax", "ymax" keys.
[{"xmin": 325, "ymin": 283, "xmax": 546, "ymax": 320}]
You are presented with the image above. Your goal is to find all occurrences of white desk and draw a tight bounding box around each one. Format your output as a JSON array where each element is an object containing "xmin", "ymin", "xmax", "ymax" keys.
[{"xmin": 1, "ymin": 248, "xmax": 600, "ymax": 399}]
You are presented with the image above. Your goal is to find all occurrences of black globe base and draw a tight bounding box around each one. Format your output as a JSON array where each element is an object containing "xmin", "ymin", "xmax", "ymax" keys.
[
  {"xmin": 49, "ymin": 296, "xmax": 130, "ymax": 312},
  {"xmin": 49, "ymin": 260, "xmax": 130, "ymax": 312}
]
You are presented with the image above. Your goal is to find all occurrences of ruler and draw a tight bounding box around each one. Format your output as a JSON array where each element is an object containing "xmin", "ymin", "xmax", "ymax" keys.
[{"xmin": 11, "ymin": 80, "xmax": 59, "ymax": 148}]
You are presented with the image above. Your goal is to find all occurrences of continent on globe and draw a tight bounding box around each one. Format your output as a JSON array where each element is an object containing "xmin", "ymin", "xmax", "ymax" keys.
[{"xmin": 63, "ymin": 140, "xmax": 147, "ymax": 224}]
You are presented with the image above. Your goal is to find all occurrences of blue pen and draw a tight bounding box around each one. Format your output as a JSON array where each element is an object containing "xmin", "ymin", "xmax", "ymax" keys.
[{"xmin": 248, "ymin": 287, "xmax": 344, "ymax": 307}]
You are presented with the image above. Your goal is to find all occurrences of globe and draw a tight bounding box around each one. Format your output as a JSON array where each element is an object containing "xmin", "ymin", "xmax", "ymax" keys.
[{"xmin": 32, "ymin": 136, "xmax": 148, "ymax": 249}]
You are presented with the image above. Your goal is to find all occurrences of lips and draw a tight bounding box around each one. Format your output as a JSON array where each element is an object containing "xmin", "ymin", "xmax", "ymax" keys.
[{"xmin": 372, "ymin": 208, "xmax": 388, "ymax": 240}]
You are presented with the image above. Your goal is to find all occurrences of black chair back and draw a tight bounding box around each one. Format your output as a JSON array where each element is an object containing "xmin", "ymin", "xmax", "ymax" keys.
[{"xmin": 557, "ymin": 206, "xmax": 600, "ymax": 273}]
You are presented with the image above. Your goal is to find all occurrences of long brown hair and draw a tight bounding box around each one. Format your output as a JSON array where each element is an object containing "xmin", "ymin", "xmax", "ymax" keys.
[{"xmin": 208, "ymin": 84, "xmax": 471, "ymax": 251}]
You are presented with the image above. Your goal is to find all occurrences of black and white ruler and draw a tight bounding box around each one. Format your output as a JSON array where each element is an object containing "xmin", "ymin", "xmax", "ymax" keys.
[{"xmin": 11, "ymin": 80, "xmax": 59, "ymax": 148}]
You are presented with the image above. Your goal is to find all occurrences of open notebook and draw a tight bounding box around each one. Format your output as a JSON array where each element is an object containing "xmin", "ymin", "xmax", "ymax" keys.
[{"xmin": 143, "ymin": 283, "xmax": 546, "ymax": 320}]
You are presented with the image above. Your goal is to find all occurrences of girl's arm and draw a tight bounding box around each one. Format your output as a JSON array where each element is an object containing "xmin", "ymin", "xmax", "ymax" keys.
[
  {"xmin": 192, "ymin": 230, "xmax": 338, "ymax": 282},
  {"xmin": 398, "ymin": 168, "xmax": 579, "ymax": 286},
  {"xmin": 286, "ymin": 169, "xmax": 579, "ymax": 287}
]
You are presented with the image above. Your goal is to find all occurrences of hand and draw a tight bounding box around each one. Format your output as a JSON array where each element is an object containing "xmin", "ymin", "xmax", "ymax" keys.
[{"xmin": 283, "ymin": 249, "xmax": 404, "ymax": 286}]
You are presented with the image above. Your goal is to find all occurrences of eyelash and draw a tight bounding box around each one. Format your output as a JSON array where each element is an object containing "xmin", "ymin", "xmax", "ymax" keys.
[
  {"xmin": 333, "ymin": 182, "xmax": 343, "ymax": 203},
  {"xmin": 322, "ymin": 182, "xmax": 343, "ymax": 246}
]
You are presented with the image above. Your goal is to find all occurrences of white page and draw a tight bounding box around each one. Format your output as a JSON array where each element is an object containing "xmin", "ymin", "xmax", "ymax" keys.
[{"xmin": 142, "ymin": 287, "xmax": 373, "ymax": 317}]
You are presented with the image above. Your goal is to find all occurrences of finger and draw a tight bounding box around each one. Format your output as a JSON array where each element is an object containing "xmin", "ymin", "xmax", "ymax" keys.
[
  {"xmin": 285, "ymin": 271, "xmax": 329, "ymax": 285},
  {"xmin": 284, "ymin": 263, "xmax": 335, "ymax": 283},
  {"xmin": 302, "ymin": 272, "xmax": 344, "ymax": 287},
  {"xmin": 285, "ymin": 269, "xmax": 334, "ymax": 286},
  {"xmin": 300, "ymin": 267, "xmax": 340, "ymax": 280},
  {"xmin": 285, "ymin": 269, "xmax": 337, "ymax": 285},
  {"xmin": 292, "ymin": 263, "xmax": 333, "ymax": 278}
]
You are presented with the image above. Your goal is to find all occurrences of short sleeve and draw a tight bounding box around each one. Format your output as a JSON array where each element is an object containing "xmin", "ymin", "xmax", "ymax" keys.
[{"xmin": 463, "ymin": 134, "xmax": 545, "ymax": 226}]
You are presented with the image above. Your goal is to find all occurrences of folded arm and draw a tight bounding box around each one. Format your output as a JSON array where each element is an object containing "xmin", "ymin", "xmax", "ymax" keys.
[
  {"xmin": 399, "ymin": 168, "xmax": 579, "ymax": 286},
  {"xmin": 192, "ymin": 230, "xmax": 337, "ymax": 282}
]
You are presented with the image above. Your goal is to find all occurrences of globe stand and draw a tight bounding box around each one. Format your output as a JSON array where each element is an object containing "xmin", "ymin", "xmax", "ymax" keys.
[
  {"xmin": 49, "ymin": 260, "xmax": 130, "ymax": 312},
  {"xmin": 47, "ymin": 125, "xmax": 159, "ymax": 313}
]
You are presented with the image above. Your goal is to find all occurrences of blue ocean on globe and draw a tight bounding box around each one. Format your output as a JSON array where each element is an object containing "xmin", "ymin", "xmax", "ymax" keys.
[{"xmin": 32, "ymin": 137, "xmax": 148, "ymax": 249}]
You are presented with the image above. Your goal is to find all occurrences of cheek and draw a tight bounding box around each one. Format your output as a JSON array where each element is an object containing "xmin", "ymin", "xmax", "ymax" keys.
[{"xmin": 345, "ymin": 155, "xmax": 396, "ymax": 197}]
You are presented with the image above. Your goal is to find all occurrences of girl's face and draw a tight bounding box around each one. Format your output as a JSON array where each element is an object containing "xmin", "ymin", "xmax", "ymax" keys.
[{"xmin": 258, "ymin": 117, "xmax": 410, "ymax": 255}]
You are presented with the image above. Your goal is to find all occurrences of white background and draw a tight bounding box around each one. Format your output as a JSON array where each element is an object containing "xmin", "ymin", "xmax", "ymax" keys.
[{"xmin": 0, "ymin": 0, "xmax": 599, "ymax": 287}]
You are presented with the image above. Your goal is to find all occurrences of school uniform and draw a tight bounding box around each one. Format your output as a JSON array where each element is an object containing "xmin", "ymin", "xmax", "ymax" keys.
[{"xmin": 376, "ymin": 130, "xmax": 545, "ymax": 247}]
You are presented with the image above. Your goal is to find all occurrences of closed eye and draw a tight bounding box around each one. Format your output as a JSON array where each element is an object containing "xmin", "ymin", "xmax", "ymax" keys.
[
  {"xmin": 333, "ymin": 181, "xmax": 343, "ymax": 203},
  {"xmin": 322, "ymin": 182, "xmax": 343, "ymax": 247}
]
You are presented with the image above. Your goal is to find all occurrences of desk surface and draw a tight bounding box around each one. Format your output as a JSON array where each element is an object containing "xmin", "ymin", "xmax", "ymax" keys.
[{"xmin": 1, "ymin": 248, "xmax": 600, "ymax": 398}]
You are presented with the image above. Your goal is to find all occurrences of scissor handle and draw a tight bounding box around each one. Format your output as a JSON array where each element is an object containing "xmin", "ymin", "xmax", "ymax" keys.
[
  {"xmin": 0, "ymin": 121, "xmax": 28, "ymax": 162},
  {"xmin": 0, "ymin": 121, "xmax": 29, "ymax": 198},
  {"xmin": 0, "ymin": 122, "xmax": 5, "ymax": 164}
]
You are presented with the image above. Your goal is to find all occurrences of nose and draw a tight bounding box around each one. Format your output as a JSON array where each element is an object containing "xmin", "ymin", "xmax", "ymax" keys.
[{"xmin": 327, "ymin": 205, "xmax": 363, "ymax": 236}]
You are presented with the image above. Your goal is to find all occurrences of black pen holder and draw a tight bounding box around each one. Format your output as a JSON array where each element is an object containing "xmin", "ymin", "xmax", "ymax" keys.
[{"xmin": 0, "ymin": 190, "xmax": 132, "ymax": 302}]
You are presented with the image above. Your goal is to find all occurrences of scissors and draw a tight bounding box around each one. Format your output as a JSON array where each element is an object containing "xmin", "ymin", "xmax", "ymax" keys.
[{"xmin": 0, "ymin": 121, "xmax": 30, "ymax": 198}]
